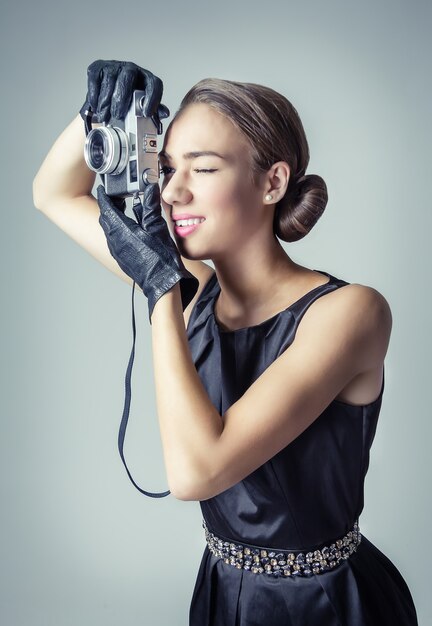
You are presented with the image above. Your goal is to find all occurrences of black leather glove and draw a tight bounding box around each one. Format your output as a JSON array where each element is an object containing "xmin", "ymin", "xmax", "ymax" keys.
[
  {"xmin": 80, "ymin": 59, "xmax": 170, "ymax": 124},
  {"xmin": 97, "ymin": 184, "xmax": 199, "ymax": 321}
]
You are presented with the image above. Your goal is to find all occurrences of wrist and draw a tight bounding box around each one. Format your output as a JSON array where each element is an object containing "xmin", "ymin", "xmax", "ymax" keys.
[{"xmin": 151, "ymin": 282, "xmax": 183, "ymax": 324}]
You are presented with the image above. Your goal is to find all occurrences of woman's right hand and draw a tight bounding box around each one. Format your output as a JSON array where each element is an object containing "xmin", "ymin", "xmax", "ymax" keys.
[{"xmin": 79, "ymin": 59, "xmax": 170, "ymax": 125}]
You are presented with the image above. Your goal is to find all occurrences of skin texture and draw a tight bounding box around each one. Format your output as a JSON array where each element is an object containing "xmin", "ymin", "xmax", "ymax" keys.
[
  {"xmin": 32, "ymin": 114, "xmax": 213, "ymax": 309},
  {"xmin": 149, "ymin": 104, "xmax": 392, "ymax": 500},
  {"xmin": 33, "ymin": 100, "xmax": 392, "ymax": 503}
]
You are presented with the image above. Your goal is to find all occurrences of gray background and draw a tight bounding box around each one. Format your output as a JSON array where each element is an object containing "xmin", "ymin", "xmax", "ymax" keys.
[{"xmin": 1, "ymin": 0, "xmax": 430, "ymax": 624}]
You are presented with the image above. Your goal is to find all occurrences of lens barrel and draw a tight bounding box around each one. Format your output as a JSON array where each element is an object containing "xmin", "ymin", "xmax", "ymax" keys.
[{"xmin": 84, "ymin": 126, "xmax": 129, "ymax": 175}]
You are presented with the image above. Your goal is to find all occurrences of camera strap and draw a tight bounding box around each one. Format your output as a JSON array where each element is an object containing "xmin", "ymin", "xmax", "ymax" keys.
[
  {"xmin": 117, "ymin": 281, "xmax": 170, "ymax": 498},
  {"xmin": 81, "ymin": 112, "xmax": 169, "ymax": 497},
  {"xmin": 83, "ymin": 107, "xmax": 93, "ymax": 137}
]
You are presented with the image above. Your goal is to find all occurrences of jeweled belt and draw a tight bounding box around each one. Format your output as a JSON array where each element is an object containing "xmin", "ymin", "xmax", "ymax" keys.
[{"xmin": 203, "ymin": 519, "xmax": 361, "ymax": 577}]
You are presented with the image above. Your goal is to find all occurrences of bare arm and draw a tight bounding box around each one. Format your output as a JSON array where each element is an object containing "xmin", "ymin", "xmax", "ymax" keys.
[
  {"xmin": 151, "ymin": 282, "xmax": 392, "ymax": 501},
  {"xmin": 32, "ymin": 114, "xmax": 214, "ymax": 320},
  {"xmin": 33, "ymin": 114, "xmax": 133, "ymax": 282}
]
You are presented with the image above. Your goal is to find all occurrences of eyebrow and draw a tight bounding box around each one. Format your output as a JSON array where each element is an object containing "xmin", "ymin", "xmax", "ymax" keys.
[{"xmin": 159, "ymin": 150, "xmax": 227, "ymax": 161}]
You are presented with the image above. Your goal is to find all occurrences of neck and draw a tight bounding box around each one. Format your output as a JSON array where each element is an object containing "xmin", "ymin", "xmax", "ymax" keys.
[{"xmin": 212, "ymin": 235, "xmax": 303, "ymax": 325}]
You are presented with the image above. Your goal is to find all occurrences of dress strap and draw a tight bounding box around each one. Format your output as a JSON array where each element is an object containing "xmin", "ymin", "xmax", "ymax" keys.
[{"xmin": 288, "ymin": 269, "xmax": 350, "ymax": 323}]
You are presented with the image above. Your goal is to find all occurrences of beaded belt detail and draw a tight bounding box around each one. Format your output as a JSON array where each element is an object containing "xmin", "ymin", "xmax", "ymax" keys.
[{"xmin": 203, "ymin": 519, "xmax": 361, "ymax": 577}]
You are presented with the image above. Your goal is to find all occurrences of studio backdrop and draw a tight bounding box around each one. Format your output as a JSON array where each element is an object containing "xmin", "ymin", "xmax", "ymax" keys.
[{"xmin": 1, "ymin": 0, "xmax": 430, "ymax": 624}]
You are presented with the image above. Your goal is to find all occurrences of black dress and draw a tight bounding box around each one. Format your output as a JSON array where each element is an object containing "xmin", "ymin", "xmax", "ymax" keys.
[{"xmin": 186, "ymin": 270, "xmax": 417, "ymax": 626}]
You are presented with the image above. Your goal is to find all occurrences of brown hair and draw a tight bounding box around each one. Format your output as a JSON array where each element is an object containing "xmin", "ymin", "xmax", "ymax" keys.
[{"xmin": 173, "ymin": 78, "xmax": 327, "ymax": 242}]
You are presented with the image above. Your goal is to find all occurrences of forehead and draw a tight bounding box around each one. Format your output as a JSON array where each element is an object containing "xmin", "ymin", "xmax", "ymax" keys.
[{"xmin": 161, "ymin": 103, "xmax": 251, "ymax": 159}]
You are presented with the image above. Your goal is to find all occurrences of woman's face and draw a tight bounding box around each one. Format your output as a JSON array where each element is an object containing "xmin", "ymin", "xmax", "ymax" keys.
[{"xmin": 159, "ymin": 103, "xmax": 271, "ymax": 261}]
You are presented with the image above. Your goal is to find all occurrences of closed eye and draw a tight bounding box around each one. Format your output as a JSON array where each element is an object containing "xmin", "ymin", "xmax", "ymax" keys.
[{"xmin": 159, "ymin": 166, "xmax": 218, "ymax": 177}]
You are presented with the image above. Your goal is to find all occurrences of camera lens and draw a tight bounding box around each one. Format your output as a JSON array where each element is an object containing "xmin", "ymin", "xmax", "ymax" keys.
[
  {"xmin": 88, "ymin": 131, "xmax": 106, "ymax": 170},
  {"xmin": 84, "ymin": 126, "xmax": 129, "ymax": 175}
]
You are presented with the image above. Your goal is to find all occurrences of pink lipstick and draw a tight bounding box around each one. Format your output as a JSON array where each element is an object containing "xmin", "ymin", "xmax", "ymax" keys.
[{"xmin": 172, "ymin": 214, "xmax": 205, "ymax": 238}]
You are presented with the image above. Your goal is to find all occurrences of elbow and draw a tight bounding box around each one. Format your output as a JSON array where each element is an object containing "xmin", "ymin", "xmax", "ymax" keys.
[
  {"xmin": 32, "ymin": 170, "xmax": 56, "ymax": 213},
  {"xmin": 168, "ymin": 476, "xmax": 204, "ymax": 502},
  {"xmin": 32, "ymin": 175, "xmax": 45, "ymax": 212},
  {"xmin": 168, "ymin": 468, "xmax": 217, "ymax": 502},
  {"xmin": 169, "ymin": 484, "xmax": 198, "ymax": 501}
]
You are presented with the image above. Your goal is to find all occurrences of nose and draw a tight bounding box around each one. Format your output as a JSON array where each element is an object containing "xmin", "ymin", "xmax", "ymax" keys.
[{"xmin": 161, "ymin": 172, "xmax": 193, "ymax": 206}]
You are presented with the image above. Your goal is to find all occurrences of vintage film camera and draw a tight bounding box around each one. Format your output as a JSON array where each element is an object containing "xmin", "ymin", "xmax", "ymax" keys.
[{"xmin": 84, "ymin": 90, "xmax": 159, "ymax": 197}]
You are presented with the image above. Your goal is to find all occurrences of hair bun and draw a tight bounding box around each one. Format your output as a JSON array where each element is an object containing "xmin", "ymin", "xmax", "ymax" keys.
[
  {"xmin": 274, "ymin": 174, "xmax": 328, "ymax": 242},
  {"xmin": 174, "ymin": 78, "xmax": 327, "ymax": 243}
]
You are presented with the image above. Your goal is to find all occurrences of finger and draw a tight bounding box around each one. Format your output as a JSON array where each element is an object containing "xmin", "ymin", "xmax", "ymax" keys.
[
  {"xmin": 143, "ymin": 183, "xmax": 161, "ymax": 210},
  {"xmin": 141, "ymin": 183, "xmax": 162, "ymax": 228},
  {"xmin": 98, "ymin": 63, "xmax": 122, "ymax": 123},
  {"xmin": 139, "ymin": 70, "xmax": 163, "ymax": 117},
  {"xmin": 97, "ymin": 185, "xmax": 140, "ymax": 230},
  {"xmin": 132, "ymin": 196, "xmax": 144, "ymax": 224},
  {"xmin": 111, "ymin": 196, "xmax": 127, "ymax": 213},
  {"xmin": 96, "ymin": 184, "xmax": 115, "ymax": 215},
  {"xmin": 97, "ymin": 185, "xmax": 127, "ymax": 220},
  {"xmin": 112, "ymin": 65, "xmax": 136, "ymax": 119},
  {"xmin": 86, "ymin": 60, "xmax": 106, "ymax": 114},
  {"xmin": 157, "ymin": 103, "xmax": 170, "ymax": 120},
  {"xmin": 98, "ymin": 211, "xmax": 113, "ymax": 239}
]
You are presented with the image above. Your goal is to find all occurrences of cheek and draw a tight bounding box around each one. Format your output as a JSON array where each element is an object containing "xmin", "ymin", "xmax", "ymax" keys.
[
  {"xmin": 205, "ymin": 176, "xmax": 257, "ymax": 213},
  {"xmin": 218, "ymin": 185, "xmax": 262, "ymax": 227},
  {"xmin": 160, "ymin": 199, "xmax": 175, "ymax": 235}
]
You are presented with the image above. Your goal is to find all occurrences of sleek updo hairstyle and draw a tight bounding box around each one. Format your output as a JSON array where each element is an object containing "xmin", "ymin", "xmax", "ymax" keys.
[{"xmin": 173, "ymin": 78, "xmax": 327, "ymax": 242}]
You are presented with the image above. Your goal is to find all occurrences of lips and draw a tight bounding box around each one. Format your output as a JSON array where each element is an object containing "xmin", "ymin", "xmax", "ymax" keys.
[
  {"xmin": 173, "ymin": 215, "xmax": 205, "ymax": 238},
  {"xmin": 171, "ymin": 213, "xmax": 205, "ymax": 226}
]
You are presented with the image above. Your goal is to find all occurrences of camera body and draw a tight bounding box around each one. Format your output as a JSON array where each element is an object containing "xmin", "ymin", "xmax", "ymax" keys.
[{"xmin": 84, "ymin": 90, "xmax": 159, "ymax": 197}]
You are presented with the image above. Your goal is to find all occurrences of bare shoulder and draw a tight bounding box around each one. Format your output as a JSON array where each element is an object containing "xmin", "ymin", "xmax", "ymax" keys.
[
  {"xmin": 296, "ymin": 281, "xmax": 393, "ymax": 366},
  {"xmin": 304, "ymin": 281, "xmax": 392, "ymax": 327},
  {"xmin": 324, "ymin": 281, "xmax": 391, "ymax": 317}
]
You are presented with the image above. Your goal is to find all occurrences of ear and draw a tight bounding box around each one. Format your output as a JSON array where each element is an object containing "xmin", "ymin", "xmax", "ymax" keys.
[{"xmin": 263, "ymin": 162, "xmax": 290, "ymax": 204}]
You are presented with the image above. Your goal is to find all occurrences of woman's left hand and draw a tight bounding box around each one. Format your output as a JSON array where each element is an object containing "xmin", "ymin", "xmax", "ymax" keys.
[{"xmin": 97, "ymin": 184, "xmax": 198, "ymax": 320}]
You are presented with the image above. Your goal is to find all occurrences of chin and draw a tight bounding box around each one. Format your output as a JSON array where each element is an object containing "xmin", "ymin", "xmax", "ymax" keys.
[
  {"xmin": 180, "ymin": 249, "xmax": 211, "ymax": 262},
  {"xmin": 176, "ymin": 239, "xmax": 213, "ymax": 262}
]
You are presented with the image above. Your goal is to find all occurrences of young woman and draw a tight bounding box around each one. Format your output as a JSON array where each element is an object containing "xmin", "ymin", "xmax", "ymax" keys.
[{"xmin": 33, "ymin": 60, "xmax": 418, "ymax": 625}]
